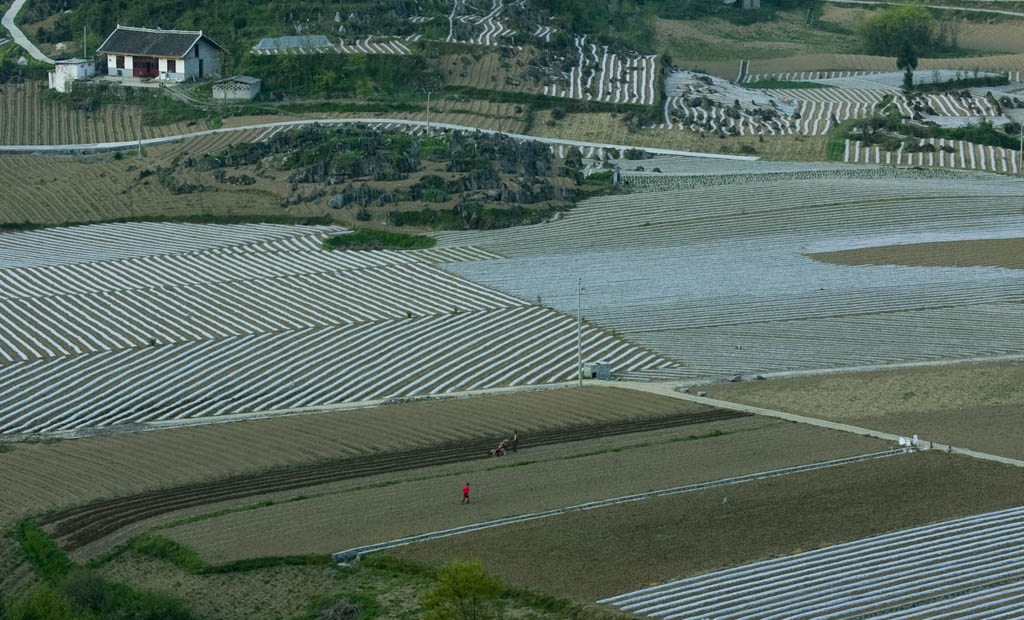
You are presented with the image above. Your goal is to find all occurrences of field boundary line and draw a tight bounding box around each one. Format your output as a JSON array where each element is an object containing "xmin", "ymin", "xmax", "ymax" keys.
[
  {"xmin": 0, "ymin": 118, "xmax": 760, "ymax": 161},
  {"xmin": 600, "ymin": 381, "xmax": 1024, "ymax": 468},
  {"xmin": 333, "ymin": 448, "xmax": 911, "ymax": 563}
]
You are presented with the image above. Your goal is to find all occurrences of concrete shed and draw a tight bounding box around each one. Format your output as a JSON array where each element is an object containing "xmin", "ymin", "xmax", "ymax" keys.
[
  {"xmin": 212, "ymin": 75, "xmax": 262, "ymax": 101},
  {"xmin": 48, "ymin": 58, "xmax": 97, "ymax": 93}
]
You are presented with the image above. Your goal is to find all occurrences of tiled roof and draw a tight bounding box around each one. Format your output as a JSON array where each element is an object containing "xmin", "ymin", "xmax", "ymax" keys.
[{"xmin": 97, "ymin": 25, "xmax": 225, "ymax": 58}]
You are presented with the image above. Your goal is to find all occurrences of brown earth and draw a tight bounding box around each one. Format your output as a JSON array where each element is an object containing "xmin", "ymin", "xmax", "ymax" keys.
[
  {"xmin": 697, "ymin": 361, "xmax": 1024, "ymax": 460},
  {"xmin": 808, "ymin": 237, "xmax": 1024, "ymax": 270},
  {"xmin": 49, "ymin": 407, "xmax": 746, "ymax": 555},
  {"xmin": 0, "ymin": 386, "xmax": 704, "ymax": 529},
  {"xmin": 393, "ymin": 451, "xmax": 1024, "ymax": 601},
  {"xmin": 160, "ymin": 419, "xmax": 888, "ymax": 564}
]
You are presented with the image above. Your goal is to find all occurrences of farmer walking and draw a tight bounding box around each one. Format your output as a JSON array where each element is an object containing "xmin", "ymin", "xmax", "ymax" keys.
[{"xmin": 462, "ymin": 482, "xmax": 470, "ymax": 504}]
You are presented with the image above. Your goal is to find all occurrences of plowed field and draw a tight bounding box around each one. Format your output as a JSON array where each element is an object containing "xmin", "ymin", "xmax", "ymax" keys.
[
  {"xmin": 45, "ymin": 405, "xmax": 747, "ymax": 552},
  {"xmin": 393, "ymin": 452, "xmax": 1024, "ymax": 601},
  {"xmin": 809, "ymin": 237, "xmax": 1024, "ymax": 270},
  {"xmin": 160, "ymin": 420, "xmax": 887, "ymax": 564},
  {"xmin": 0, "ymin": 386, "xmax": 703, "ymax": 529}
]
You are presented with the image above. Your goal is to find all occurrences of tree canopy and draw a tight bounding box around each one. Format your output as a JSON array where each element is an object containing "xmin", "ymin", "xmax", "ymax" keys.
[{"xmin": 857, "ymin": 4, "xmax": 936, "ymax": 57}]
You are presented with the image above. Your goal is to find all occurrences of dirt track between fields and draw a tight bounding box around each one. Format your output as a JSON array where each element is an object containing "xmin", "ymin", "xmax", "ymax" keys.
[
  {"xmin": 393, "ymin": 451, "xmax": 1024, "ymax": 601},
  {"xmin": 698, "ymin": 360, "xmax": 1024, "ymax": 460},
  {"xmin": 41, "ymin": 406, "xmax": 747, "ymax": 551},
  {"xmin": 159, "ymin": 421, "xmax": 888, "ymax": 564}
]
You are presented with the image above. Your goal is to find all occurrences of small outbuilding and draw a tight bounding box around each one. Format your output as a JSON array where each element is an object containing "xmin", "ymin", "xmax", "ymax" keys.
[
  {"xmin": 97, "ymin": 25, "xmax": 225, "ymax": 82},
  {"xmin": 47, "ymin": 58, "xmax": 97, "ymax": 93},
  {"xmin": 212, "ymin": 75, "xmax": 261, "ymax": 101}
]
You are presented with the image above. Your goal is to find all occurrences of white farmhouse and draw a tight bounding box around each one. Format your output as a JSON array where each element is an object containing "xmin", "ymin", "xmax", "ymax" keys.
[
  {"xmin": 47, "ymin": 58, "xmax": 96, "ymax": 93},
  {"xmin": 97, "ymin": 25, "xmax": 225, "ymax": 82}
]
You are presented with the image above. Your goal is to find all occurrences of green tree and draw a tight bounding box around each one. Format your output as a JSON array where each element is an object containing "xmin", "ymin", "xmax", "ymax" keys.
[
  {"xmin": 897, "ymin": 43, "xmax": 918, "ymax": 90},
  {"xmin": 857, "ymin": 4, "xmax": 936, "ymax": 56},
  {"xmin": 420, "ymin": 559, "xmax": 503, "ymax": 620}
]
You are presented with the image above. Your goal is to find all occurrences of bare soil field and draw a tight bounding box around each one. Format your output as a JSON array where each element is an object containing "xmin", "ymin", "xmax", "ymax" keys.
[
  {"xmin": 698, "ymin": 361, "xmax": 1024, "ymax": 460},
  {"xmin": 0, "ymin": 149, "xmax": 283, "ymax": 225},
  {"xmin": 654, "ymin": 11, "xmax": 860, "ymax": 63},
  {"xmin": 809, "ymin": 237, "xmax": 1024, "ymax": 270},
  {"xmin": 161, "ymin": 420, "xmax": 888, "ymax": 564},
  {"xmin": 0, "ymin": 387, "xmax": 705, "ymax": 528},
  {"xmin": 393, "ymin": 451, "xmax": 1024, "ymax": 601},
  {"xmin": 536, "ymin": 113, "xmax": 829, "ymax": 161},
  {"xmin": 957, "ymin": 19, "xmax": 1024, "ymax": 54}
]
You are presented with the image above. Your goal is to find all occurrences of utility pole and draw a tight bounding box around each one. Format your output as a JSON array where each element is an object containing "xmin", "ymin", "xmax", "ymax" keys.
[
  {"xmin": 137, "ymin": 109, "xmax": 142, "ymax": 157},
  {"xmin": 83, "ymin": 26, "xmax": 86, "ymax": 59},
  {"xmin": 426, "ymin": 90, "xmax": 431, "ymax": 134},
  {"xmin": 577, "ymin": 277, "xmax": 582, "ymax": 387}
]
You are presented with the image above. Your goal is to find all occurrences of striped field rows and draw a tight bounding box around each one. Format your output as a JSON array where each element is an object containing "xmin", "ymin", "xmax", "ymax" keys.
[
  {"xmin": 0, "ymin": 306, "xmax": 676, "ymax": 434},
  {"xmin": 544, "ymin": 35, "xmax": 657, "ymax": 105},
  {"xmin": 0, "ymin": 222, "xmax": 348, "ymax": 270},
  {"xmin": 0, "ymin": 222, "xmax": 674, "ymax": 433},
  {"xmin": 662, "ymin": 95, "xmax": 876, "ymax": 137},
  {"xmin": 600, "ymin": 505, "xmax": 1024, "ymax": 619},
  {"xmin": 0, "ymin": 261, "xmax": 524, "ymax": 363},
  {"xmin": 436, "ymin": 173, "xmax": 1024, "ymax": 379},
  {"xmin": 251, "ymin": 36, "xmax": 416, "ymax": 55},
  {"xmin": 844, "ymin": 139, "xmax": 1021, "ymax": 174},
  {"xmin": 893, "ymin": 92, "xmax": 1000, "ymax": 117}
]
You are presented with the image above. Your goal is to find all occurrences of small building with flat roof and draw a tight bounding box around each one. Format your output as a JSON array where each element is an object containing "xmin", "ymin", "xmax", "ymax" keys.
[
  {"xmin": 212, "ymin": 75, "xmax": 262, "ymax": 101},
  {"xmin": 48, "ymin": 58, "xmax": 96, "ymax": 93}
]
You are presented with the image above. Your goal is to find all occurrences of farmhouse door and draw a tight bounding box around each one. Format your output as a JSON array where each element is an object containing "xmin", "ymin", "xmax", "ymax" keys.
[
  {"xmin": 132, "ymin": 57, "xmax": 158, "ymax": 78},
  {"xmin": 199, "ymin": 59, "xmax": 203, "ymax": 78}
]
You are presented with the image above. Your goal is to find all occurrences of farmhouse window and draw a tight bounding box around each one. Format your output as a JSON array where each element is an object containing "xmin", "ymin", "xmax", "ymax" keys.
[
  {"xmin": 168, "ymin": 59, "xmax": 176, "ymax": 73},
  {"xmin": 116, "ymin": 55, "xmax": 124, "ymax": 68},
  {"xmin": 195, "ymin": 46, "xmax": 200, "ymax": 57}
]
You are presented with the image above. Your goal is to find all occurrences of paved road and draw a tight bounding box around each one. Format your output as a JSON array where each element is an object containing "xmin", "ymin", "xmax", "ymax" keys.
[
  {"xmin": 1, "ymin": 0, "xmax": 53, "ymax": 64},
  {"xmin": 828, "ymin": 0, "xmax": 1024, "ymax": 18},
  {"xmin": 0, "ymin": 117, "xmax": 760, "ymax": 161}
]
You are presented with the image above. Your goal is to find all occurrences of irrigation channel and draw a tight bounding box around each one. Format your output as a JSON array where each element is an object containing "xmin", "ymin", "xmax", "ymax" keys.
[{"xmin": 39, "ymin": 408, "xmax": 748, "ymax": 550}]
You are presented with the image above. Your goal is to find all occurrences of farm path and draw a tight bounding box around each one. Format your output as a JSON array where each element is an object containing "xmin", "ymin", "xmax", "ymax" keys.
[
  {"xmin": 826, "ymin": 0, "xmax": 1024, "ymax": 18},
  {"xmin": 603, "ymin": 380, "xmax": 1024, "ymax": 468},
  {"xmin": 1, "ymin": 0, "xmax": 53, "ymax": 63},
  {"xmin": 0, "ymin": 118, "xmax": 759, "ymax": 161}
]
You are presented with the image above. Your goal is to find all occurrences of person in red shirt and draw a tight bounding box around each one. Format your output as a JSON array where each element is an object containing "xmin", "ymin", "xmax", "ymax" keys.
[{"xmin": 462, "ymin": 482, "xmax": 470, "ymax": 504}]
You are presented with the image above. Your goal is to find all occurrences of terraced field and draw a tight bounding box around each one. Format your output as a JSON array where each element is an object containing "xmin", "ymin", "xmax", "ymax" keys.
[
  {"xmin": 0, "ymin": 223, "xmax": 674, "ymax": 434},
  {"xmin": 601, "ymin": 506, "xmax": 1024, "ymax": 619},
  {"xmin": 0, "ymin": 81, "xmax": 191, "ymax": 145},
  {"xmin": 434, "ymin": 171, "xmax": 1024, "ymax": 378},
  {"xmin": 543, "ymin": 36, "xmax": 658, "ymax": 105},
  {"xmin": 844, "ymin": 138, "xmax": 1021, "ymax": 174}
]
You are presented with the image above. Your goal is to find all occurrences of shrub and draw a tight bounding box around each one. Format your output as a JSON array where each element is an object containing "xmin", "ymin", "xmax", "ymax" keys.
[
  {"xmin": 5, "ymin": 586, "xmax": 74, "ymax": 620},
  {"xmin": 14, "ymin": 519, "xmax": 74, "ymax": 583},
  {"xmin": 420, "ymin": 559, "xmax": 503, "ymax": 620},
  {"xmin": 323, "ymin": 228, "xmax": 437, "ymax": 250}
]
